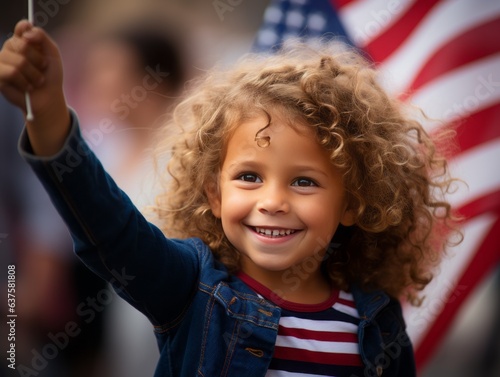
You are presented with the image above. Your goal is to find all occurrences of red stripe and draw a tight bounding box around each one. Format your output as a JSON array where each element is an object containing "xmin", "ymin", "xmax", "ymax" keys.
[
  {"xmin": 237, "ymin": 271, "xmax": 339, "ymax": 312},
  {"xmin": 274, "ymin": 347, "xmax": 363, "ymax": 366},
  {"xmin": 453, "ymin": 104, "xmax": 500, "ymax": 155},
  {"xmin": 279, "ymin": 325, "xmax": 359, "ymax": 342},
  {"xmin": 364, "ymin": 0, "xmax": 441, "ymax": 62},
  {"xmin": 415, "ymin": 108, "xmax": 500, "ymax": 368},
  {"xmin": 403, "ymin": 17, "xmax": 500, "ymax": 96},
  {"xmin": 415, "ymin": 217, "xmax": 500, "ymax": 369},
  {"xmin": 431, "ymin": 104, "xmax": 500, "ymax": 158},
  {"xmin": 458, "ymin": 190, "xmax": 500, "ymax": 220},
  {"xmin": 331, "ymin": 0, "xmax": 355, "ymax": 9}
]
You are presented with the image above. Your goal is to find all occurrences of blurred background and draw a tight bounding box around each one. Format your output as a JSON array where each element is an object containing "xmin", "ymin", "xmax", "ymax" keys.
[{"xmin": 0, "ymin": 1, "xmax": 498, "ymax": 376}]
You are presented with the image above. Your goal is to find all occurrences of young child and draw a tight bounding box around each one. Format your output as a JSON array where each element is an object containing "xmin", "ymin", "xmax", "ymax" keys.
[{"xmin": 0, "ymin": 21, "xmax": 458, "ymax": 377}]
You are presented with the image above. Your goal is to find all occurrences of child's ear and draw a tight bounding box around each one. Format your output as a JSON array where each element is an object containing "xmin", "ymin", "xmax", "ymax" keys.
[
  {"xmin": 340, "ymin": 208, "xmax": 356, "ymax": 227},
  {"xmin": 205, "ymin": 182, "xmax": 221, "ymax": 218}
]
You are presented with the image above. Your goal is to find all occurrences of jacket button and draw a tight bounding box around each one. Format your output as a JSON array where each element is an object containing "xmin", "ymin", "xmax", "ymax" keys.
[{"xmin": 245, "ymin": 348, "xmax": 264, "ymax": 357}]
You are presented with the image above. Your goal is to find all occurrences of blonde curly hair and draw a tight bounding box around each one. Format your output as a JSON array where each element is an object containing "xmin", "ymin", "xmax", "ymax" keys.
[{"xmin": 154, "ymin": 41, "xmax": 461, "ymax": 305}]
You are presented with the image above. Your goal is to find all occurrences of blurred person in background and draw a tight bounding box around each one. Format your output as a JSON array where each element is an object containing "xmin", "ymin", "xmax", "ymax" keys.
[
  {"xmin": 78, "ymin": 20, "xmax": 185, "ymax": 177},
  {"xmin": 75, "ymin": 20, "xmax": 186, "ymax": 377}
]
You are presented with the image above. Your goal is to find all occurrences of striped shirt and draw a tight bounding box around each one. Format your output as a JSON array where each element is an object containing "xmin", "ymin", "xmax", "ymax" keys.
[{"xmin": 238, "ymin": 273, "xmax": 364, "ymax": 377}]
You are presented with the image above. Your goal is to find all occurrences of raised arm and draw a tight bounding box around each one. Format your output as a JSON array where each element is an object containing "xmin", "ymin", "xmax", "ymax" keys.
[{"xmin": 0, "ymin": 21, "xmax": 200, "ymax": 326}]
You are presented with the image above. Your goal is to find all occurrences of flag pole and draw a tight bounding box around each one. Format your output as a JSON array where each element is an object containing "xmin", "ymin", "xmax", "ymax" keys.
[{"xmin": 25, "ymin": 0, "xmax": 34, "ymax": 121}]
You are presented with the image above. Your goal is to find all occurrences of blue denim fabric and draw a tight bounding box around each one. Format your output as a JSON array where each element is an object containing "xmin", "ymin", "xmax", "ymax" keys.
[{"xmin": 19, "ymin": 110, "xmax": 416, "ymax": 377}]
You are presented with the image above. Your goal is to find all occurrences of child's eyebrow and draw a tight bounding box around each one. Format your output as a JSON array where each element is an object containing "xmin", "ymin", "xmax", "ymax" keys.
[
  {"xmin": 292, "ymin": 165, "xmax": 330, "ymax": 178},
  {"xmin": 225, "ymin": 160, "xmax": 330, "ymax": 178},
  {"xmin": 225, "ymin": 160, "xmax": 263, "ymax": 171}
]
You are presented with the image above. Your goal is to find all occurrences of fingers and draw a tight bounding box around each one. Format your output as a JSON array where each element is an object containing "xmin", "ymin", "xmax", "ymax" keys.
[
  {"xmin": 21, "ymin": 26, "xmax": 49, "ymax": 46},
  {"xmin": 13, "ymin": 21, "xmax": 47, "ymax": 45},
  {"xmin": 0, "ymin": 49, "xmax": 46, "ymax": 92},
  {"xmin": 4, "ymin": 36, "xmax": 47, "ymax": 71},
  {"xmin": 0, "ymin": 21, "xmax": 66, "ymax": 125},
  {"xmin": 14, "ymin": 20, "xmax": 33, "ymax": 38},
  {"xmin": 0, "ymin": 24, "xmax": 49, "ymax": 93},
  {"xmin": 11, "ymin": 22, "xmax": 56, "ymax": 59}
]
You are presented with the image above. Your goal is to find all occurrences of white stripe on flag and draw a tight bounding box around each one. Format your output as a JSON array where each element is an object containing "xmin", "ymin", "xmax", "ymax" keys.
[
  {"xmin": 404, "ymin": 213, "xmax": 498, "ymax": 346},
  {"xmin": 338, "ymin": 0, "xmax": 415, "ymax": 46},
  {"xmin": 448, "ymin": 138, "xmax": 500, "ymax": 208},
  {"xmin": 410, "ymin": 53, "xmax": 500, "ymax": 129},
  {"xmin": 379, "ymin": 0, "xmax": 500, "ymax": 94}
]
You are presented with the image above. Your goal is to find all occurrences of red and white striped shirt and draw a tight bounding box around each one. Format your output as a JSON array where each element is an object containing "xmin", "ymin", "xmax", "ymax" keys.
[{"xmin": 238, "ymin": 273, "xmax": 364, "ymax": 377}]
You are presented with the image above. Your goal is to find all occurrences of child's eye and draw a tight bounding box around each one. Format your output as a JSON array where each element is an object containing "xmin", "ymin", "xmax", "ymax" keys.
[
  {"xmin": 237, "ymin": 173, "xmax": 262, "ymax": 183},
  {"xmin": 291, "ymin": 177, "xmax": 317, "ymax": 187}
]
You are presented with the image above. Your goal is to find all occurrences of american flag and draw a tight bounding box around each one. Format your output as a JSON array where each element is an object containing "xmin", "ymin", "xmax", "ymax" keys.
[{"xmin": 254, "ymin": 0, "xmax": 500, "ymax": 370}]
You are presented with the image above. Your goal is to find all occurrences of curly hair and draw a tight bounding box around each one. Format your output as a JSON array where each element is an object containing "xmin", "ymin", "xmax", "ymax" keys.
[{"xmin": 154, "ymin": 40, "xmax": 461, "ymax": 305}]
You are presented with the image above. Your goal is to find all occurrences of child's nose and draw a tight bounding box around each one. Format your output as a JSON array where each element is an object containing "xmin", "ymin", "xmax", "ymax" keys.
[{"xmin": 257, "ymin": 184, "xmax": 290, "ymax": 215}]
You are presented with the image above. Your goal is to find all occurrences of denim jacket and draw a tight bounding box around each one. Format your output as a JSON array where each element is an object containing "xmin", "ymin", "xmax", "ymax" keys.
[{"xmin": 19, "ymin": 111, "xmax": 416, "ymax": 377}]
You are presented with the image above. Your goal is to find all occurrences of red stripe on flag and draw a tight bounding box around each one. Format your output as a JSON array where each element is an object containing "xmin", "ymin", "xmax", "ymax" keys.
[
  {"xmin": 404, "ymin": 17, "xmax": 500, "ymax": 96},
  {"xmin": 454, "ymin": 105, "xmax": 500, "ymax": 153},
  {"xmin": 331, "ymin": 0, "xmax": 355, "ymax": 10},
  {"xmin": 458, "ymin": 190, "xmax": 500, "ymax": 220},
  {"xmin": 431, "ymin": 104, "xmax": 500, "ymax": 158},
  {"xmin": 274, "ymin": 347, "xmax": 363, "ymax": 366},
  {"xmin": 364, "ymin": 0, "xmax": 441, "ymax": 62},
  {"xmin": 415, "ymin": 217, "xmax": 500, "ymax": 369},
  {"xmin": 279, "ymin": 326, "xmax": 359, "ymax": 342}
]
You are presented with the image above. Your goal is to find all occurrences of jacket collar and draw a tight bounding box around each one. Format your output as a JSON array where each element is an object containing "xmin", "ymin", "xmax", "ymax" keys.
[{"xmin": 350, "ymin": 284, "xmax": 390, "ymax": 322}]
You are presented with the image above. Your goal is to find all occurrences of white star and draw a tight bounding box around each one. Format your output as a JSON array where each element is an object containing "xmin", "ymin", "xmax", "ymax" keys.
[
  {"xmin": 286, "ymin": 10, "xmax": 305, "ymax": 28},
  {"xmin": 307, "ymin": 13, "xmax": 327, "ymax": 31}
]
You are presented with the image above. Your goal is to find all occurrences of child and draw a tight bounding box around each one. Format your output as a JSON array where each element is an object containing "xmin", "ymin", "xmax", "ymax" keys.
[{"xmin": 0, "ymin": 21, "xmax": 458, "ymax": 377}]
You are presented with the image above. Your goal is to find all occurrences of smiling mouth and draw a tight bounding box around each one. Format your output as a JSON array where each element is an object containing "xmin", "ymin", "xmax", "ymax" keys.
[{"xmin": 252, "ymin": 227, "xmax": 298, "ymax": 238}]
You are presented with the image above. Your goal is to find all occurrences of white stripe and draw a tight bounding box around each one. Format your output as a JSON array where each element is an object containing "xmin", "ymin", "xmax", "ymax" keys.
[
  {"xmin": 276, "ymin": 335, "xmax": 359, "ymax": 354},
  {"xmin": 404, "ymin": 213, "xmax": 498, "ymax": 346},
  {"xmin": 379, "ymin": 0, "xmax": 500, "ymax": 95},
  {"xmin": 411, "ymin": 53, "xmax": 500, "ymax": 131},
  {"xmin": 280, "ymin": 317, "xmax": 358, "ymax": 333},
  {"xmin": 448, "ymin": 138, "xmax": 500, "ymax": 209},
  {"xmin": 338, "ymin": 290, "xmax": 354, "ymax": 301},
  {"xmin": 333, "ymin": 302, "xmax": 359, "ymax": 318},
  {"xmin": 338, "ymin": 0, "xmax": 415, "ymax": 46},
  {"xmin": 266, "ymin": 370, "xmax": 327, "ymax": 377}
]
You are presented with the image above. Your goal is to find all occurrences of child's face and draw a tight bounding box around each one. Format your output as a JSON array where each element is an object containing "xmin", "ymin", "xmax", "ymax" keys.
[{"xmin": 208, "ymin": 115, "xmax": 355, "ymax": 279}]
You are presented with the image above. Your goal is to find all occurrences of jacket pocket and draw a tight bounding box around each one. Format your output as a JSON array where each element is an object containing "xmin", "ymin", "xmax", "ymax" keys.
[{"xmin": 197, "ymin": 282, "xmax": 280, "ymax": 377}]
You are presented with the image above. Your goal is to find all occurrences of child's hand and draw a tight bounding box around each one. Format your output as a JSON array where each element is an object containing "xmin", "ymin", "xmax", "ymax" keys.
[{"xmin": 0, "ymin": 20, "xmax": 70, "ymax": 156}]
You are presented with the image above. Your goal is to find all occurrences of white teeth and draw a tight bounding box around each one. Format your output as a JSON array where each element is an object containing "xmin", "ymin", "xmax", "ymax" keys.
[{"xmin": 254, "ymin": 227, "xmax": 296, "ymax": 238}]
